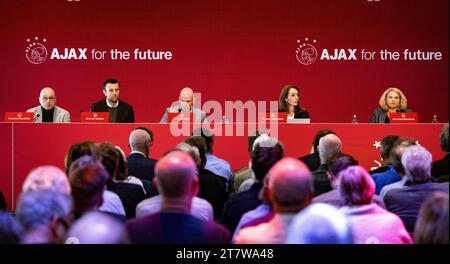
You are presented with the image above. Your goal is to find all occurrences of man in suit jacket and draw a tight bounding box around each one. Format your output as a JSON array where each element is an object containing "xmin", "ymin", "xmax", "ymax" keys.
[
  {"xmin": 27, "ymin": 87, "xmax": 70, "ymax": 123},
  {"xmin": 127, "ymin": 128, "xmax": 157, "ymax": 182},
  {"xmin": 160, "ymin": 87, "xmax": 206, "ymax": 123},
  {"xmin": 90, "ymin": 79, "xmax": 135, "ymax": 123}
]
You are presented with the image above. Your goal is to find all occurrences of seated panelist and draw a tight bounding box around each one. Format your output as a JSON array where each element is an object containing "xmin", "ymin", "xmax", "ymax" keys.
[
  {"xmin": 27, "ymin": 87, "xmax": 70, "ymax": 123},
  {"xmin": 278, "ymin": 85, "xmax": 310, "ymax": 120},
  {"xmin": 160, "ymin": 87, "xmax": 206, "ymax": 123},
  {"xmin": 369, "ymin": 87, "xmax": 412, "ymax": 123},
  {"xmin": 90, "ymin": 79, "xmax": 135, "ymax": 123}
]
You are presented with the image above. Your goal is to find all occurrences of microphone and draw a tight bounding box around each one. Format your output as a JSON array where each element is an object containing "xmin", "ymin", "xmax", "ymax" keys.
[
  {"xmin": 80, "ymin": 109, "xmax": 84, "ymax": 113},
  {"xmin": 33, "ymin": 113, "xmax": 40, "ymax": 122},
  {"xmin": 178, "ymin": 107, "xmax": 182, "ymax": 113}
]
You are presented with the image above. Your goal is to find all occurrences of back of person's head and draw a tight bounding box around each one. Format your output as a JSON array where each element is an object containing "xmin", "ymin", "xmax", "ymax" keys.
[
  {"xmin": 439, "ymin": 123, "xmax": 449, "ymax": 153},
  {"xmin": 414, "ymin": 192, "xmax": 449, "ymax": 244},
  {"xmin": 68, "ymin": 155, "xmax": 109, "ymax": 217},
  {"xmin": 64, "ymin": 141, "xmax": 99, "ymax": 175},
  {"xmin": 287, "ymin": 203, "xmax": 353, "ymax": 244},
  {"xmin": 67, "ymin": 212, "xmax": 129, "ymax": 244},
  {"xmin": 184, "ymin": 136, "xmax": 208, "ymax": 169},
  {"xmin": 312, "ymin": 129, "xmax": 336, "ymax": 153},
  {"xmin": 192, "ymin": 127, "xmax": 214, "ymax": 153},
  {"xmin": 248, "ymin": 130, "xmax": 265, "ymax": 153},
  {"xmin": 135, "ymin": 126, "xmax": 154, "ymax": 142},
  {"xmin": 22, "ymin": 165, "xmax": 71, "ymax": 195},
  {"xmin": 0, "ymin": 211, "xmax": 24, "ymax": 244},
  {"xmin": 318, "ymin": 134, "xmax": 342, "ymax": 164},
  {"xmin": 267, "ymin": 157, "xmax": 313, "ymax": 213},
  {"xmin": 380, "ymin": 135, "xmax": 400, "ymax": 161},
  {"xmin": 98, "ymin": 142, "xmax": 120, "ymax": 181},
  {"xmin": 401, "ymin": 145, "xmax": 432, "ymax": 183},
  {"xmin": 16, "ymin": 189, "xmax": 72, "ymax": 240},
  {"xmin": 338, "ymin": 166, "xmax": 375, "ymax": 206},
  {"xmin": 129, "ymin": 129, "xmax": 151, "ymax": 152},
  {"xmin": 389, "ymin": 137, "xmax": 417, "ymax": 175},
  {"xmin": 155, "ymin": 151, "xmax": 198, "ymax": 199},
  {"xmin": 175, "ymin": 142, "xmax": 201, "ymax": 169},
  {"xmin": 114, "ymin": 146, "xmax": 128, "ymax": 181},
  {"xmin": 251, "ymin": 135, "xmax": 284, "ymax": 183},
  {"xmin": 328, "ymin": 153, "xmax": 359, "ymax": 182}
]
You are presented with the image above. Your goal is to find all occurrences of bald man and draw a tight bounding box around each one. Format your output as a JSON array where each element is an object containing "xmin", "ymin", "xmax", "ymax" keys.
[
  {"xmin": 27, "ymin": 87, "xmax": 70, "ymax": 123},
  {"xmin": 235, "ymin": 157, "xmax": 314, "ymax": 244},
  {"xmin": 160, "ymin": 87, "xmax": 206, "ymax": 123},
  {"xmin": 126, "ymin": 151, "xmax": 229, "ymax": 243}
]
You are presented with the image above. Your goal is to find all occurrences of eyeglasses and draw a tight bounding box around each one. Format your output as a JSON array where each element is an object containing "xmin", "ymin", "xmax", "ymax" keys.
[{"xmin": 41, "ymin": 96, "xmax": 56, "ymax": 101}]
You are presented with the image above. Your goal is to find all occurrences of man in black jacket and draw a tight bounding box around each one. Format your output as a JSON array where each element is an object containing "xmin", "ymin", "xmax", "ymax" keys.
[{"xmin": 90, "ymin": 79, "xmax": 135, "ymax": 123}]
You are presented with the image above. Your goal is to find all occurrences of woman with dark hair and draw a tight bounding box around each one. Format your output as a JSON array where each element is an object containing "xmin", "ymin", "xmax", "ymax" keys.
[{"xmin": 278, "ymin": 85, "xmax": 310, "ymax": 120}]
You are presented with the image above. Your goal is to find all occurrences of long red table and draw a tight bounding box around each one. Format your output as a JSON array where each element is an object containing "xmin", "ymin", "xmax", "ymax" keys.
[{"xmin": 0, "ymin": 123, "xmax": 445, "ymax": 211}]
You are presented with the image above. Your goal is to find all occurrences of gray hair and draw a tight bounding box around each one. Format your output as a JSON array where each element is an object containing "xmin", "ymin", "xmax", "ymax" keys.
[
  {"xmin": 287, "ymin": 203, "xmax": 353, "ymax": 244},
  {"xmin": 318, "ymin": 134, "xmax": 342, "ymax": 164},
  {"xmin": 402, "ymin": 145, "xmax": 432, "ymax": 183},
  {"xmin": 67, "ymin": 212, "xmax": 128, "ymax": 244},
  {"xmin": 129, "ymin": 129, "xmax": 150, "ymax": 151},
  {"xmin": 16, "ymin": 189, "xmax": 72, "ymax": 231},
  {"xmin": 22, "ymin": 165, "xmax": 71, "ymax": 195}
]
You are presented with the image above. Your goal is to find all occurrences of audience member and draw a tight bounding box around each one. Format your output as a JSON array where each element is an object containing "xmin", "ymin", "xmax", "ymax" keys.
[
  {"xmin": 65, "ymin": 141, "xmax": 126, "ymax": 217},
  {"xmin": 16, "ymin": 189, "xmax": 72, "ymax": 244},
  {"xmin": 127, "ymin": 128, "xmax": 157, "ymax": 182},
  {"xmin": 312, "ymin": 134, "xmax": 341, "ymax": 196},
  {"xmin": 432, "ymin": 123, "xmax": 449, "ymax": 181},
  {"xmin": 287, "ymin": 203, "xmax": 353, "ymax": 244},
  {"xmin": 299, "ymin": 129, "xmax": 336, "ymax": 171},
  {"xmin": 235, "ymin": 157, "xmax": 313, "ymax": 244},
  {"xmin": 232, "ymin": 130, "xmax": 264, "ymax": 192},
  {"xmin": 126, "ymin": 151, "xmax": 229, "ymax": 243},
  {"xmin": 193, "ymin": 128, "xmax": 232, "ymax": 184},
  {"xmin": 222, "ymin": 135, "xmax": 284, "ymax": 234},
  {"xmin": 338, "ymin": 166, "xmax": 412, "ymax": 244},
  {"xmin": 414, "ymin": 192, "xmax": 449, "ymax": 244},
  {"xmin": 136, "ymin": 143, "xmax": 214, "ymax": 222},
  {"xmin": 370, "ymin": 135, "xmax": 399, "ymax": 175},
  {"xmin": 373, "ymin": 137, "xmax": 416, "ymax": 196},
  {"xmin": 384, "ymin": 145, "xmax": 449, "ymax": 234},
  {"xmin": 98, "ymin": 142, "xmax": 153, "ymax": 218},
  {"xmin": 68, "ymin": 155, "xmax": 110, "ymax": 220},
  {"xmin": 184, "ymin": 136, "xmax": 229, "ymax": 220},
  {"xmin": 0, "ymin": 211, "xmax": 24, "ymax": 244},
  {"xmin": 67, "ymin": 212, "xmax": 129, "ymax": 244}
]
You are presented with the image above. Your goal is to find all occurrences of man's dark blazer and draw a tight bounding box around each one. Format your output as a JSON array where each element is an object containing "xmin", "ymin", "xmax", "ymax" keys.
[
  {"xmin": 90, "ymin": 99, "xmax": 135, "ymax": 123},
  {"xmin": 126, "ymin": 153, "xmax": 157, "ymax": 182},
  {"xmin": 299, "ymin": 152, "xmax": 320, "ymax": 172},
  {"xmin": 369, "ymin": 108, "xmax": 412, "ymax": 124}
]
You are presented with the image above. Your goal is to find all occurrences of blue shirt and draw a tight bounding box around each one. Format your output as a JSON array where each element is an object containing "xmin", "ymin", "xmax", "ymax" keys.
[
  {"xmin": 205, "ymin": 153, "xmax": 232, "ymax": 181},
  {"xmin": 372, "ymin": 166, "xmax": 401, "ymax": 194}
]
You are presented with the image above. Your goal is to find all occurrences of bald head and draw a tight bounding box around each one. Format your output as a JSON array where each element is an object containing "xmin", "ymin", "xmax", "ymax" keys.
[
  {"xmin": 267, "ymin": 157, "xmax": 313, "ymax": 213},
  {"xmin": 22, "ymin": 165, "xmax": 70, "ymax": 195},
  {"xmin": 179, "ymin": 87, "xmax": 194, "ymax": 111},
  {"xmin": 39, "ymin": 87, "xmax": 56, "ymax": 110},
  {"xmin": 318, "ymin": 134, "xmax": 342, "ymax": 164},
  {"xmin": 129, "ymin": 129, "xmax": 151, "ymax": 155},
  {"xmin": 155, "ymin": 151, "xmax": 198, "ymax": 198}
]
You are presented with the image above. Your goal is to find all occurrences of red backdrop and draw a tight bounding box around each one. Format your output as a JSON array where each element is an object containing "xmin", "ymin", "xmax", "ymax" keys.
[{"xmin": 0, "ymin": 0, "xmax": 448, "ymax": 123}]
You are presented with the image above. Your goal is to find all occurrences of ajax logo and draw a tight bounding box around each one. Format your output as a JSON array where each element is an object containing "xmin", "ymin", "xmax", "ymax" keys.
[
  {"xmin": 296, "ymin": 38, "xmax": 318, "ymax": 65},
  {"xmin": 26, "ymin": 37, "xmax": 48, "ymax": 64}
]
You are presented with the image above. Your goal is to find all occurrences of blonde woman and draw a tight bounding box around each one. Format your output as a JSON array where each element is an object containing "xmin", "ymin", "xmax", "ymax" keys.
[{"xmin": 369, "ymin": 87, "xmax": 412, "ymax": 123}]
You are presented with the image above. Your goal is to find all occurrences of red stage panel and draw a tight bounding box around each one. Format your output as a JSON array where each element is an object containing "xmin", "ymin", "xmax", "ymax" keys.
[{"xmin": 2, "ymin": 123, "xmax": 445, "ymax": 211}]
